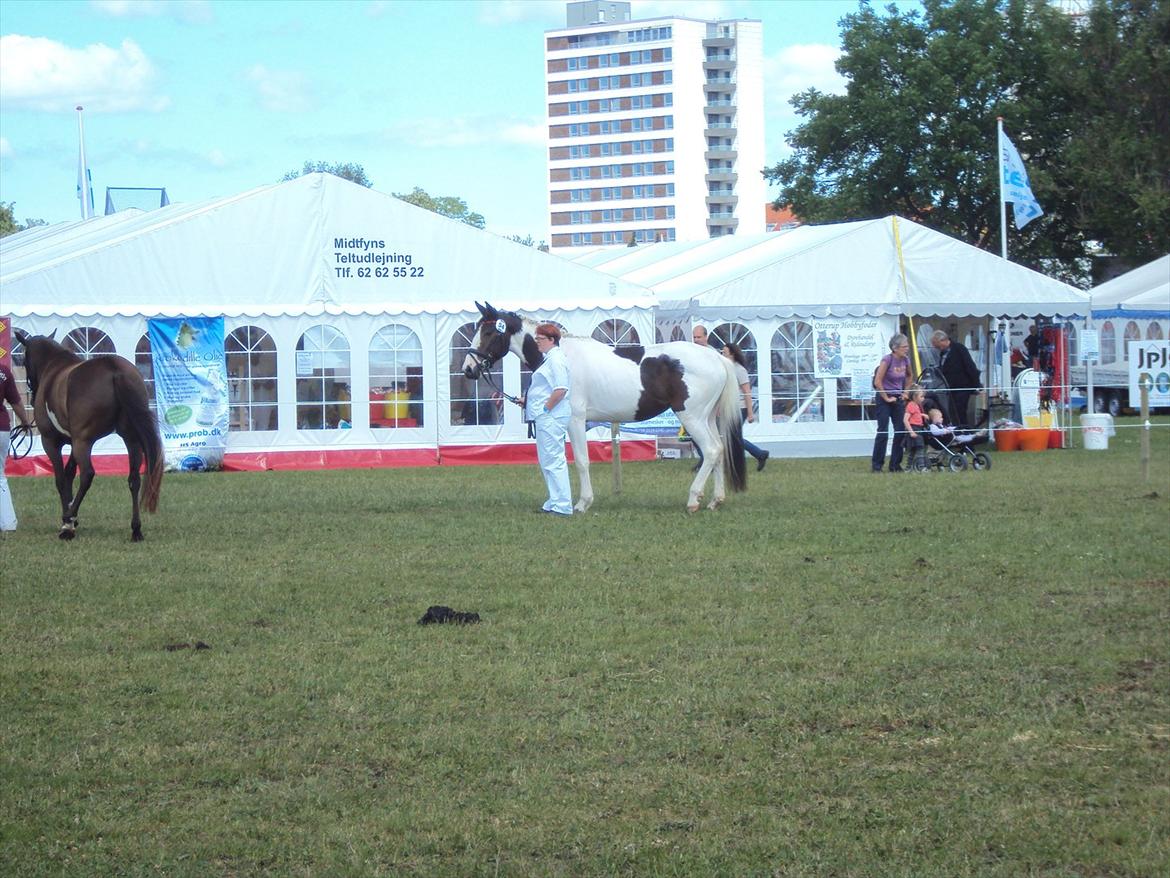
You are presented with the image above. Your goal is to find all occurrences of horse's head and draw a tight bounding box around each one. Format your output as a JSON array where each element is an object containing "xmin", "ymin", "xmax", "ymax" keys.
[
  {"xmin": 462, "ymin": 302, "xmax": 528, "ymax": 378},
  {"xmin": 12, "ymin": 328, "xmax": 60, "ymax": 398}
]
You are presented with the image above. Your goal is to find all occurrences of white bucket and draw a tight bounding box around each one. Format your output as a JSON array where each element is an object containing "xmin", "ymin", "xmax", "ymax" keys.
[{"xmin": 1080, "ymin": 413, "xmax": 1113, "ymax": 450}]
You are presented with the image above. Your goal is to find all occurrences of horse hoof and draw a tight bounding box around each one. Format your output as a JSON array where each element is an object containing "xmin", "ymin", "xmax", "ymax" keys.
[
  {"xmin": 707, "ymin": 498, "xmax": 724, "ymax": 511},
  {"xmin": 132, "ymin": 531, "xmax": 145, "ymax": 542},
  {"xmin": 59, "ymin": 528, "xmax": 76, "ymax": 541},
  {"xmin": 686, "ymin": 503, "xmax": 700, "ymax": 513}
]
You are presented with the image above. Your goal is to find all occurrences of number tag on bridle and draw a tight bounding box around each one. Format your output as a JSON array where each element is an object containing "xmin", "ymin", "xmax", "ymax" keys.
[{"xmin": 494, "ymin": 319, "xmax": 507, "ymax": 334}]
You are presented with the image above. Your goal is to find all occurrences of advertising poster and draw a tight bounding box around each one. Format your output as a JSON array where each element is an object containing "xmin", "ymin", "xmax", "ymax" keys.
[
  {"xmin": 1129, "ymin": 339, "xmax": 1170, "ymax": 408},
  {"xmin": 148, "ymin": 317, "xmax": 229, "ymax": 471},
  {"xmin": 812, "ymin": 318, "xmax": 886, "ymax": 379}
]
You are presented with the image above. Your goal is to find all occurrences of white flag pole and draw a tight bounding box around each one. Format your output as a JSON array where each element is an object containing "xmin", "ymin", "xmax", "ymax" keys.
[
  {"xmin": 76, "ymin": 105, "xmax": 91, "ymax": 220},
  {"xmin": 997, "ymin": 116, "xmax": 1008, "ymax": 260}
]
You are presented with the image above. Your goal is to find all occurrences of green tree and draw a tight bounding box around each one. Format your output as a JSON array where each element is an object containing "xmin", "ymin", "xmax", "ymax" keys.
[
  {"xmin": 765, "ymin": 0, "xmax": 1167, "ymax": 277},
  {"xmin": 281, "ymin": 161, "xmax": 372, "ymax": 187},
  {"xmin": 394, "ymin": 187, "xmax": 485, "ymax": 229},
  {"xmin": 0, "ymin": 202, "xmax": 47, "ymax": 238}
]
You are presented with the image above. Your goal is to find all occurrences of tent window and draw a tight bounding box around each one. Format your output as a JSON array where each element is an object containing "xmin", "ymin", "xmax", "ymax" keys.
[
  {"xmin": 369, "ymin": 324, "xmax": 424, "ymax": 429},
  {"xmin": 295, "ymin": 325, "xmax": 351, "ymax": 430},
  {"xmin": 1123, "ymin": 321, "xmax": 1141, "ymax": 362},
  {"xmin": 134, "ymin": 335, "xmax": 156, "ymax": 413},
  {"xmin": 592, "ymin": 318, "xmax": 640, "ymax": 356},
  {"xmin": 1147, "ymin": 321, "xmax": 1163, "ymax": 340},
  {"xmin": 771, "ymin": 321, "xmax": 822, "ymax": 422},
  {"xmin": 63, "ymin": 327, "xmax": 115, "ymax": 359},
  {"xmin": 710, "ymin": 322, "xmax": 759, "ymax": 402},
  {"xmin": 1100, "ymin": 321, "xmax": 1116, "ymax": 364},
  {"xmin": 1061, "ymin": 322, "xmax": 1079, "ymax": 364},
  {"xmin": 450, "ymin": 321, "xmax": 502, "ymax": 426},
  {"xmin": 226, "ymin": 326, "xmax": 278, "ymax": 432}
]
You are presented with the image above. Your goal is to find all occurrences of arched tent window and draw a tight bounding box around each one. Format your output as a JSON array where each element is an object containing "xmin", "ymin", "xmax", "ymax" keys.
[
  {"xmin": 1061, "ymin": 322, "xmax": 1079, "ymax": 365},
  {"xmin": 1122, "ymin": 321, "xmax": 1141, "ymax": 361},
  {"xmin": 295, "ymin": 325, "xmax": 350, "ymax": 429},
  {"xmin": 226, "ymin": 326, "xmax": 278, "ymax": 431},
  {"xmin": 669, "ymin": 325, "xmax": 686, "ymax": 342},
  {"xmin": 771, "ymin": 321, "xmax": 821, "ymax": 422},
  {"xmin": 64, "ymin": 327, "xmax": 115, "ymax": 358},
  {"xmin": 134, "ymin": 334, "xmax": 156, "ymax": 412},
  {"xmin": 450, "ymin": 321, "xmax": 502, "ymax": 426},
  {"xmin": 710, "ymin": 322, "xmax": 758, "ymax": 399},
  {"xmin": 370, "ymin": 323, "xmax": 424, "ymax": 428},
  {"xmin": 1100, "ymin": 321, "xmax": 1116, "ymax": 364},
  {"xmin": 592, "ymin": 318, "xmax": 640, "ymax": 357},
  {"xmin": 1147, "ymin": 322, "xmax": 1164, "ymax": 340}
]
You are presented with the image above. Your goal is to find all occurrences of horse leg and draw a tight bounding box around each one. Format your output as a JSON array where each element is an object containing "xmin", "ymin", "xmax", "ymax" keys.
[
  {"xmin": 41, "ymin": 438, "xmax": 78, "ymax": 538},
  {"xmin": 567, "ymin": 415, "xmax": 593, "ymax": 513},
  {"xmin": 126, "ymin": 442, "xmax": 145, "ymax": 542},
  {"xmin": 61, "ymin": 442, "xmax": 97, "ymax": 541},
  {"xmin": 681, "ymin": 414, "xmax": 723, "ymax": 512},
  {"xmin": 705, "ymin": 411, "xmax": 727, "ymax": 511}
]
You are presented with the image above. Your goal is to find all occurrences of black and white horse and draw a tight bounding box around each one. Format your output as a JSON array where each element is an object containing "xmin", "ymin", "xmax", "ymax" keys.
[{"xmin": 462, "ymin": 303, "xmax": 746, "ymax": 512}]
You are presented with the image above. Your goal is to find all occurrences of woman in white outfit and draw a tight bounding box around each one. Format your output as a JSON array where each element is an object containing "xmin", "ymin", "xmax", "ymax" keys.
[
  {"xmin": 1, "ymin": 362, "xmax": 33, "ymax": 531},
  {"xmin": 519, "ymin": 323, "xmax": 573, "ymax": 515}
]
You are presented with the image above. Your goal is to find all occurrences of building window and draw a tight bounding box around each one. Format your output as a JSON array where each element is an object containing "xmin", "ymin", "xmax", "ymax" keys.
[
  {"xmin": 226, "ymin": 325, "xmax": 278, "ymax": 431},
  {"xmin": 772, "ymin": 321, "xmax": 821, "ymax": 422},
  {"xmin": 295, "ymin": 325, "xmax": 351, "ymax": 429},
  {"xmin": 370, "ymin": 324, "xmax": 424, "ymax": 429}
]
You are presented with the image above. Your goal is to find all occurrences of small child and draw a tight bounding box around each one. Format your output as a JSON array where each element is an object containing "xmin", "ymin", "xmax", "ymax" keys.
[
  {"xmin": 903, "ymin": 384, "xmax": 927, "ymax": 469},
  {"xmin": 928, "ymin": 407, "xmax": 978, "ymax": 444}
]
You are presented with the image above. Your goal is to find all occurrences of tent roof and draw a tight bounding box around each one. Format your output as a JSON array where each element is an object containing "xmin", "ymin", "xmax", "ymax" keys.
[
  {"xmin": 0, "ymin": 173, "xmax": 656, "ymax": 318},
  {"xmin": 1089, "ymin": 255, "xmax": 1170, "ymax": 319},
  {"xmin": 567, "ymin": 215, "xmax": 1088, "ymax": 319}
]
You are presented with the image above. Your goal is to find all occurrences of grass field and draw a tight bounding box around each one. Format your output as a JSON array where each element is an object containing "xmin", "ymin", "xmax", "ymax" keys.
[{"xmin": 2, "ymin": 420, "xmax": 1168, "ymax": 877}]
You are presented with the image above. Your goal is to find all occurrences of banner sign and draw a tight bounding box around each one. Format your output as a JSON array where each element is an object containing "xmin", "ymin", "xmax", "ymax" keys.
[
  {"xmin": 812, "ymin": 318, "xmax": 886, "ymax": 379},
  {"xmin": 148, "ymin": 317, "xmax": 229, "ymax": 471},
  {"xmin": 1129, "ymin": 339, "xmax": 1170, "ymax": 408},
  {"xmin": 1080, "ymin": 329, "xmax": 1099, "ymax": 364}
]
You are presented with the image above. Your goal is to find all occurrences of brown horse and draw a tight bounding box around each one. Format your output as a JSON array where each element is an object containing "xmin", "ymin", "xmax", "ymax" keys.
[{"xmin": 14, "ymin": 330, "xmax": 163, "ymax": 541}]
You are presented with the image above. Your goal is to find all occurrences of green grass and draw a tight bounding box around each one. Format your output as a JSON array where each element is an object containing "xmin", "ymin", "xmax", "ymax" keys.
[{"xmin": 2, "ymin": 419, "xmax": 1168, "ymax": 877}]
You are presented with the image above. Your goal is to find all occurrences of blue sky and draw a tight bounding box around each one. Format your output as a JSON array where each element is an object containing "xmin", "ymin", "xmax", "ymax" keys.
[{"xmin": 0, "ymin": 0, "xmax": 879, "ymax": 241}]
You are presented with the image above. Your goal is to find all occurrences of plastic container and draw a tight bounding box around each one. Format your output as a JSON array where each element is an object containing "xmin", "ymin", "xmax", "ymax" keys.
[
  {"xmin": 995, "ymin": 429, "xmax": 1020, "ymax": 452},
  {"xmin": 1048, "ymin": 430, "xmax": 1063, "ymax": 449},
  {"xmin": 1080, "ymin": 413, "xmax": 1113, "ymax": 451},
  {"xmin": 1018, "ymin": 428, "xmax": 1050, "ymax": 452}
]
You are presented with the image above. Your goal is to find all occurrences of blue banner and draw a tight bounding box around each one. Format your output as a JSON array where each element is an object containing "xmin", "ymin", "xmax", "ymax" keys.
[
  {"xmin": 999, "ymin": 129, "xmax": 1044, "ymax": 229},
  {"xmin": 148, "ymin": 317, "xmax": 229, "ymax": 471}
]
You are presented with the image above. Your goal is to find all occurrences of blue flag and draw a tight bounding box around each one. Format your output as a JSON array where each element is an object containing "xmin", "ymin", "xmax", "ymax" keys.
[{"xmin": 999, "ymin": 129, "xmax": 1043, "ymax": 229}]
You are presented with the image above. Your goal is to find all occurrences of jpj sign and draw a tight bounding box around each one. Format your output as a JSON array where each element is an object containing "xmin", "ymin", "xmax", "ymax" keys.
[{"xmin": 1129, "ymin": 340, "xmax": 1170, "ymax": 408}]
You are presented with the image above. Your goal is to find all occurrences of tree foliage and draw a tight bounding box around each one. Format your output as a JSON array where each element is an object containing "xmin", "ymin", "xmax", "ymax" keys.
[
  {"xmin": 394, "ymin": 187, "xmax": 486, "ymax": 229},
  {"xmin": 281, "ymin": 161, "xmax": 372, "ymax": 187},
  {"xmin": 0, "ymin": 201, "xmax": 47, "ymax": 238},
  {"xmin": 765, "ymin": 0, "xmax": 1169, "ymax": 278}
]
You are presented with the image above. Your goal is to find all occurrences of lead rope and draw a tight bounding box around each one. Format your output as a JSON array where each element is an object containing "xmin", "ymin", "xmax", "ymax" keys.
[{"xmin": 9, "ymin": 423, "xmax": 34, "ymax": 459}]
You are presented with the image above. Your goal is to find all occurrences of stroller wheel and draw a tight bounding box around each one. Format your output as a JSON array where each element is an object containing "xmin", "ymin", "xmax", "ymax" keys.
[
  {"xmin": 948, "ymin": 455, "xmax": 967, "ymax": 473},
  {"xmin": 972, "ymin": 452, "xmax": 991, "ymax": 471}
]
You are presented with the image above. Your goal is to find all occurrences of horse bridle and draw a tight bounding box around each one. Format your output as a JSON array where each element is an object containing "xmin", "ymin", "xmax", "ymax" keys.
[{"xmin": 465, "ymin": 349, "xmax": 523, "ymax": 406}]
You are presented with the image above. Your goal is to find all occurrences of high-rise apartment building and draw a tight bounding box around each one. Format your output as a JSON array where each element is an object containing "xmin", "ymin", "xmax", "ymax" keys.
[{"xmin": 545, "ymin": 1, "xmax": 765, "ymax": 250}]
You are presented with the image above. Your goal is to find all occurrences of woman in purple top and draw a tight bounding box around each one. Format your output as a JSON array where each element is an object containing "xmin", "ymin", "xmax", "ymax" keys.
[
  {"xmin": 1, "ymin": 362, "xmax": 33, "ymax": 531},
  {"xmin": 871, "ymin": 333, "xmax": 912, "ymax": 472}
]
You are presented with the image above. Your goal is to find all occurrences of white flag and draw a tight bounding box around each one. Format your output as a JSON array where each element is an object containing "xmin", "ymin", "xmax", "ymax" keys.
[{"xmin": 999, "ymin": 129, "xmax": 1043, "ymax": 229}]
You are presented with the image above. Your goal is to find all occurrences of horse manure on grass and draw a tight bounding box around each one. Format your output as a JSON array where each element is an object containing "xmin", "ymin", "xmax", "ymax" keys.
[{"xmin": 417, "ymin": 606, "xmax": 481, "ymax": 625}]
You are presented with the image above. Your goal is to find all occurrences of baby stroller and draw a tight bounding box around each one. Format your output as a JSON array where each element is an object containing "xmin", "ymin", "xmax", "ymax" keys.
[{"xmin": 914, "ymin": 415, "xmax": 991, "ymax": 472}]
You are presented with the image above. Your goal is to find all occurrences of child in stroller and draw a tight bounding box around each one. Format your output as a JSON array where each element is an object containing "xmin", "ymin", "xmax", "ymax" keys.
[{"xmin": 917, "ymin": 405, "xmax": 992, "ymax": 471}]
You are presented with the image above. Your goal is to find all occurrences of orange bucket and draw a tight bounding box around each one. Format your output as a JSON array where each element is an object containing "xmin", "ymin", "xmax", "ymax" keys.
[
  {"xmin": 1048, "ymin": 430, "xmax": 1063, "ymax": 449},
  {"xmin": 1018, "ymin": 428, "xmax": 1050, "ymax": 452},
  {"xmin": 995, "ymin": 429, "xmax": 1020, "ymax": 452}
]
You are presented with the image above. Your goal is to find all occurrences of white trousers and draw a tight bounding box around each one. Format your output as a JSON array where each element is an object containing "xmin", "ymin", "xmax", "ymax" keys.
[
  {"xmin": 0, "ymin": 431, "xmax": 16, "ymax": 531},
  {"xmin": 534, "ymin": 412, "xmax": 573, "ymax": 514}
]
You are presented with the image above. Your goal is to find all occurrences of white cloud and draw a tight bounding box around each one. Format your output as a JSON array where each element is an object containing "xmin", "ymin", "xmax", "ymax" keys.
[
  {"xmin": 245, "ymin": 64, "xmax": 314, "ymax": 113},
  {"xmin": 90, "ymin": 0, "xmax": 214, "ymax": 25},
  {"xmin": 381, "ymin": 115, "xmax": 545, "ymax": 148},
  {"xmin": 0, "ymin": 35, "xmax": 169, "ymax": 113},
  {"xmin": 477, "ymin": 0, "xmax": 564, "ymax": 26},
  {"xmin": 0, "ymin": 137, "xmax": 12, "ymax": 159},
  {"xmin": 634, "ymin": 0, "xmax": 744, "ymax": 19}
]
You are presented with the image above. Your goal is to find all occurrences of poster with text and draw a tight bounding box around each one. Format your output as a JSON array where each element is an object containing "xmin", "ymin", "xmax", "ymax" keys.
[
  {"xmin": 812, "ymin": 318, "xmax": 886, "ymax": 379},
  {"xmin": 149, "ymin": 317, "xmax": 229, "ymax": 471},
  {"xmin": 1129, "ymin": 339, "xmax": 1170, "ymax": 408}
]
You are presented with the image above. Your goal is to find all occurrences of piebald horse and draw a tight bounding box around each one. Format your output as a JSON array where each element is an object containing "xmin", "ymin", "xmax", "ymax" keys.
[
  {"xmin": 15, "ymin": 330, "xmax": 163, "ymax": 541},
  {"xmin": 462, "ymin": 303, "xmax": 747, "ymax": 512}
]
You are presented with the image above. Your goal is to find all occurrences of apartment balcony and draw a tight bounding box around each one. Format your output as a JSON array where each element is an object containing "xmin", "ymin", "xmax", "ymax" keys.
[
  {"xmin": 704, "ymin": 145, "xmax": 738, "ymax": 161},
  {"xmin": 703, "ymin": 34, "xmax": 735, "ymax": 49},
  {"xmin": 703, "ymin": 77, "xmax": 736, "ymax": 94},
  {"xmin": 705, "ymin": 169, "xmax": 738, "ymax": 184},
  {"xmin": 706, "ymin": 214, "xmax": 740, "ymax": 232},
  {"xmin": 705, "ymin": 121, "xmax": 737, "ymax": 136},
  {"xmin": 705, "ymin": 98, "xmax": 736, "ymax": 110},
  {"xmin": 703, "ymin": 57, "xmax": 735, "ymax": 71},
  {"xmin": 705, "ymin": 193, "xmax": 739, "ymax": 209}
]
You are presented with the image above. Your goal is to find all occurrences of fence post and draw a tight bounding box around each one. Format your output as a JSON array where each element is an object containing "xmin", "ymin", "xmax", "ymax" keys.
[
  {"xmin": 1140, "ymin": 379, "xmax": 1151, "ymax": 482},
  {"xmin": 611, "ymin": 421, "xmax": 622, "ymax": 494}
]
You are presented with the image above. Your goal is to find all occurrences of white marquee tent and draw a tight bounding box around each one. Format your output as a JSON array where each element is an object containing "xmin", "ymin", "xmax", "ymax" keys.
[
  {"xmin": 571, "ymin": 216, "xmax": 1089, "ymax": 454},
  {"xmin": 1, "ymin": 173, "xmax": 658, "ymax": 469},
  {"xmin": 1089, "ymin": 255, "xmax": 1170, "ymax": 318}
]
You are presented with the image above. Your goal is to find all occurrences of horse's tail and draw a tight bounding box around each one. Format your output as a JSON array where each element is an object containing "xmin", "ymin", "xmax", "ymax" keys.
[
  {"xmin": 116, "ymin": 372, "xmax": 164, "ymax": 513},
  {"xmin": 717, "ymin": 357, "xmax": 748, "ymax": 493}
]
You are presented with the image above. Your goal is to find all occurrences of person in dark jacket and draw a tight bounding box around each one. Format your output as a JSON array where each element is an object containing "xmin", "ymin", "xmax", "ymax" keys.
[{"xmin": 930, "ymin": 330, "xmax": 981, "ymax": 429}]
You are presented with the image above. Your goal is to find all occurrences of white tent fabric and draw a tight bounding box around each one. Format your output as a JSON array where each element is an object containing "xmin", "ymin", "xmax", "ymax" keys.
[
  {"xmin": 568, "ymin": 215, "xmax": 1089, "ymax": 319},
  {"xmin": 1089, "ymin": 255, "xmax": 1170, "ymax": 317},
  {"xmin": 1, "ymin": 173, "xmax": 656, "ymax": 318}
]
